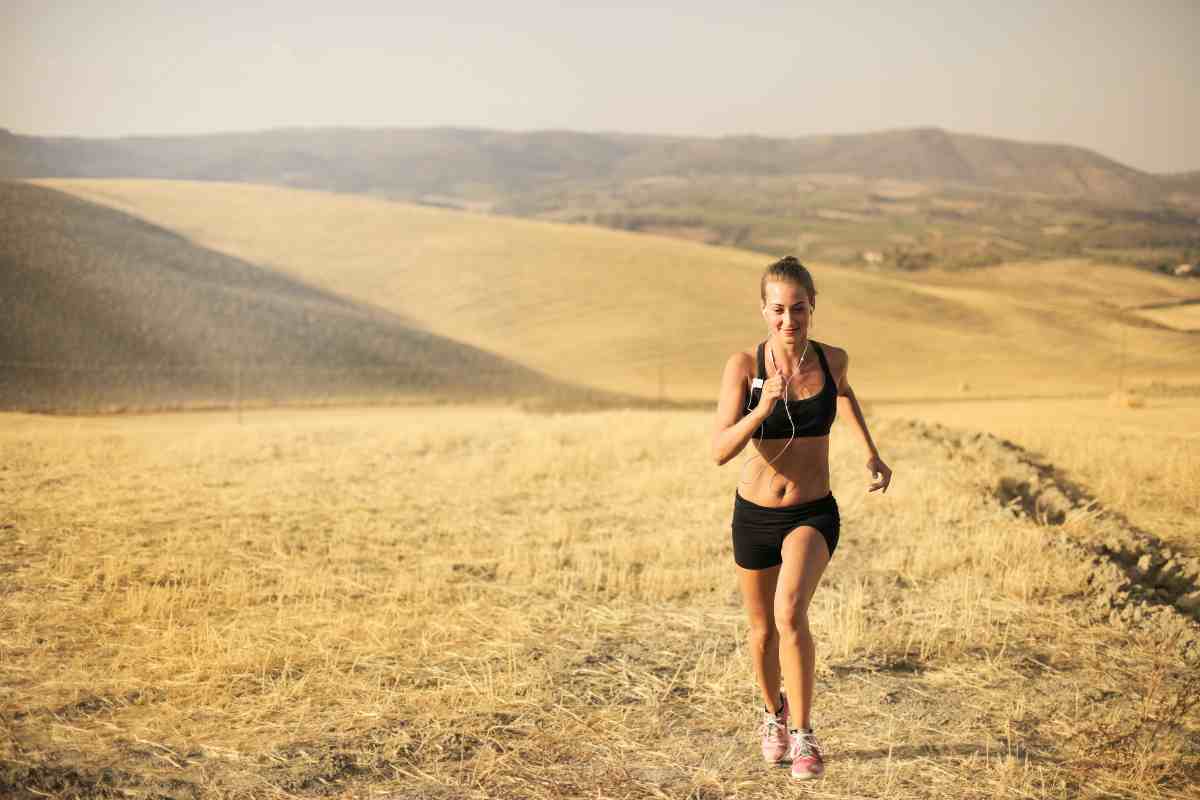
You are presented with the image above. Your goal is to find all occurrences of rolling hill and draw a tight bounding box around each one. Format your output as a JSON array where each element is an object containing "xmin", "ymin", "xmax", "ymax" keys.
[
  {"xmin": 32, "ymin": 179, "xmax": 1200, "ymax": 406},
  {"xmin": 0, "ymin": 181, "xmax": 604, "ymax": 413},
  {"xmin": 5, "ymin": 126, "xmax": 1196, "ymax": 271},
  {"xmin": 1162, "ymin": 170, "xmax": 1200, "ymax": 211}
]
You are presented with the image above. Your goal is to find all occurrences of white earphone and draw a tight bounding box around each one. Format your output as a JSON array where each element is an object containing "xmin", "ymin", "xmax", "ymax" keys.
[{"xmin": 738, "ymin": 335, "xmax": 804, "ymax": 489}]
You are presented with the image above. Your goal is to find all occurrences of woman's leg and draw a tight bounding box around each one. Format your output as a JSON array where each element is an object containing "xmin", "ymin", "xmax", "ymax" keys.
[
  {"xmin": 735, "ymin": 563, "xmax": 783, "ymax": 712},
  {"xmin": 774, "ymin": 527, "xmax": 830, "ymax": 730}
]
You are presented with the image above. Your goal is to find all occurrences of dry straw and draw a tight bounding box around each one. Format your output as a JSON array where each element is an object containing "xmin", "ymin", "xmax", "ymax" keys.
[{"xmin": 3, "ymin": 406, "xmax": 1197, "ymax": 798}]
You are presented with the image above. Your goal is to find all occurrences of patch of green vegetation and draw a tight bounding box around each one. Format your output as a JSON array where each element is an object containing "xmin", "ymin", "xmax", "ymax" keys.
[{"xmin": 511, "ymin": 175, "xmax": 1198, "ymax": 272}]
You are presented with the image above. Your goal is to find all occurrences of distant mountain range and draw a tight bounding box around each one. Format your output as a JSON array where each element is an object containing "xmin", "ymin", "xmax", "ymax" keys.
[
  {"xmin": 2, "ymin": 125, "xmax": 1197, "ymax": 205},
  {"xmin": 4, "ymin": 125, "xmax": 1197, "ymax": 270}
]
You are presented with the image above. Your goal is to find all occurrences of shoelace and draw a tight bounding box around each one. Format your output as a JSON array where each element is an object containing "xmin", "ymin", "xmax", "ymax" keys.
[
  {"xmin": 790, "ymin": 731, "xmax": 823, "ymax": 759},
  {"xmin": 759, "ymin": 711, "xmax": 786, "ymax": 737}
]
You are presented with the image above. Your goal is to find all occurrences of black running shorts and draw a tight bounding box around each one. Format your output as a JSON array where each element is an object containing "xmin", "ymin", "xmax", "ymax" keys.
[{"xmin": 731, "ymin": 491, "xmax": 840, "ymax": 570}]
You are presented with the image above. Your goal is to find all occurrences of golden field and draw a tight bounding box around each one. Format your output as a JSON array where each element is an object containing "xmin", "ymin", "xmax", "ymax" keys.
[
  {"xmin": 4, "ymin": 179, "xmax": 1199, "ymax": 798},
  {"xmin": 2, "ymin": 405, "xmax": 1197, "ymax": 799},
  {"xmin": 21, "ymin": 180, "xmax": 1196, "ymax": 549},
  {"xmin": 875, "ymin": 396, "xmax": 1200, "ymax": 556},
  {"xmin": 35, "ymin": 180, "xmax": 1200, "ymax": 402}
]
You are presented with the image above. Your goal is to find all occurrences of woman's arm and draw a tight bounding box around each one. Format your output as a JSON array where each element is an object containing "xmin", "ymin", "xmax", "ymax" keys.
[
  {"xmin": 833, "ymin": 350, "xmax": 892, "ymax": 493},
  {"xmin": 711, "ymin": 352, "xmax": 775, "ymax": 466}
]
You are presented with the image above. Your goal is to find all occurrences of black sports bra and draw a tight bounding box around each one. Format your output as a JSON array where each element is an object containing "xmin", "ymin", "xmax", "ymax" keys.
[{"xmin": 743, "ymin": 340, "xmax": 838, "ymax": 439}]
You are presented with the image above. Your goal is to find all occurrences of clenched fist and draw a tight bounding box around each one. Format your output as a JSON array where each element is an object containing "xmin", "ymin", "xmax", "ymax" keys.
[{"xmin": 757, "ymin": 373, "xmax": 790, "ymax": 414}]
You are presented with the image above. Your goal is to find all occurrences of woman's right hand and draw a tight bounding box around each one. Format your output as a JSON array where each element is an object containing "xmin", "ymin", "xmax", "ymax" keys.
[{"xmin": 757, "ymin": 373, "xmax": 789, "ymax": 415}]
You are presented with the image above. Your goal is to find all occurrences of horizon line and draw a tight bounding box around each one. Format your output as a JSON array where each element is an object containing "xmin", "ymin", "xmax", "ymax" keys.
[{"xmin": 4, "ymin": 122, "xmax": 1196, "ymax": 176}]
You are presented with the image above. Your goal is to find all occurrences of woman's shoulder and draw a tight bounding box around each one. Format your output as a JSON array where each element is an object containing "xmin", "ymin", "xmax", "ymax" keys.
[
  {"xmin": 722, "ymin": 345, "xmax": 759, "ymax": 378},
  {"xmin": 813, "ymin": 340, "xmax": 848, "ymax": 368}
]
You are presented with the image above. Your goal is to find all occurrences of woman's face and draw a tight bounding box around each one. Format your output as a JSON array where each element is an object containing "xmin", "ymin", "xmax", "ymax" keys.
[{"xmin": 761, "ymin": 280, "xmax": 813, "ymax": 343}]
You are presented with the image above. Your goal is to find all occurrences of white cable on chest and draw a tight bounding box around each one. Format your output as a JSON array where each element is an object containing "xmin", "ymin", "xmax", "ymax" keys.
[{"xmin": 739, "ymin": 338, "xmax": 808, "ymax": 487}]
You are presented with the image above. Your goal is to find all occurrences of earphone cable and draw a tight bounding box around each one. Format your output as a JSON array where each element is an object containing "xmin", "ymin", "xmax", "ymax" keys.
[{"xmin": 738, "ymin": 337, "xmax": 806, "ymax": 489}]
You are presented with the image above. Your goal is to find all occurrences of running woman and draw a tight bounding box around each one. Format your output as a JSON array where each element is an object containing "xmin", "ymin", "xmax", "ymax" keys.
[{"xmin": 711, "ymin": 256, "xmax": 892, "ymax": 780}]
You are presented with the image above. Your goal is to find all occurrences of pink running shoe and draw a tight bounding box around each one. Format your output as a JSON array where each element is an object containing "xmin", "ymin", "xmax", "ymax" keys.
[
  {"xmin": 758, "ymin": 695, "xmax": 789, "ymax": 763},
  {"xmin": 788, "ymin": 729, "xmax": 825, "ymax": 780}
]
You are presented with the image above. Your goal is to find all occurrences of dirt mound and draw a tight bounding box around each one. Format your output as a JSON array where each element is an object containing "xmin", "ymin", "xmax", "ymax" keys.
[{"xmin": 893, "ymin": 419, "xmax": 1200, "ymax": 659}]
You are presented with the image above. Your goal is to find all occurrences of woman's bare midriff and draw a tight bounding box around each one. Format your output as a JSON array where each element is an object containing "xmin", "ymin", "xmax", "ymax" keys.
[{"xmin": 737, "ymin": 434, "xmax": 831, "ymax": 507}]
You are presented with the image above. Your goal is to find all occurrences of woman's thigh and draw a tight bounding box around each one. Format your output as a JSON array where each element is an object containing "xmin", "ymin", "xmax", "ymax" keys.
[
  {"xmin": 775, "ymin": 526, "xmax": 831, "ymax": 617},
  {"xmin": 737, "ymin": 563, "xmax": 781, "ymax": 632}
]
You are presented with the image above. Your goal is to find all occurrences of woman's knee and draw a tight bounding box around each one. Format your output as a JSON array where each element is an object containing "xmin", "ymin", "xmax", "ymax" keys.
[
  {"xmin": 774, "ymin": 605, "xmax": 812, "ymax": 643},
  {"xmin": 748, "ymin": 618, "xmax": 778, "ymax": 651}
]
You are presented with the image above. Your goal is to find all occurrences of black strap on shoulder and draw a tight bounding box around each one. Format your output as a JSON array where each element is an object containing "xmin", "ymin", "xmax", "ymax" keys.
[
  {"xmin": 812, "ymin": 342, "xmax": 836, "ymax": 391},
  {"xmin": 755, "ymin": 341, "xmax": 767, "ymax": 379}
]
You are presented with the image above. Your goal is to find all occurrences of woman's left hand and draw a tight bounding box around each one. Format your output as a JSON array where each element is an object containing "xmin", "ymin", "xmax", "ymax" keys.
[{"xmin": 867, "ymin": 456, "xmax": 892, "ymax": 493}]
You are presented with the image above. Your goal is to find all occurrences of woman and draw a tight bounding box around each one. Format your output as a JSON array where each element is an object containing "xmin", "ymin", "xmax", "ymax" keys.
[{"xmin": 711, "ymin": 256, "xmax": 891, "ymax": 780}]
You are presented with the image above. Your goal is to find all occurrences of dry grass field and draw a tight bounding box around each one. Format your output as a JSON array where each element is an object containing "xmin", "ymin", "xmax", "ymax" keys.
[
  {"xmin": 6, "ymin": 178, "xmax": 1198, "ymax": 798},
  {"xmin": 2, "ymin": 405, "xmax": 1198, "ymax": 799},
  {"xmin": 1130, "ymin": 304, "xmax": 1200, "ymax": 333},
  {"xmin": 35, "ymin": 180, "xmax": 1200, "ymax": 403},
  {"xmin": 875, "ymin": 396, "xmax": 1200, "ymax": 556}
]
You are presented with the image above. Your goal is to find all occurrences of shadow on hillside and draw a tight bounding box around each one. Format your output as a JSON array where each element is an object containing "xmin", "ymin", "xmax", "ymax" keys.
[{"xmin": 1, "ymin": 181, "xmax": 651, "ymax": 415}]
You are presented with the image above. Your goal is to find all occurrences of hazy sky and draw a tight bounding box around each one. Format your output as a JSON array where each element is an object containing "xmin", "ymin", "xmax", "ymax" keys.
[{"xmin": 4, "ymin": 1, "xmax": 1198, "ymax": 173}]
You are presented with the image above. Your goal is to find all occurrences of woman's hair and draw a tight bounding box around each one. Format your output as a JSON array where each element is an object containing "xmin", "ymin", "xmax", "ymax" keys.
[{"xmin": 760, "ymin": 256, "xmax": 816, "ymax": 305}]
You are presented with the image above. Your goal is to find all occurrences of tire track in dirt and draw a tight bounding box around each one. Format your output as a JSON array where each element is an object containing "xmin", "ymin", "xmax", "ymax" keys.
[{"xmin": 901, "ymin": 418, "xmax": 1200, "ymax": 658}]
